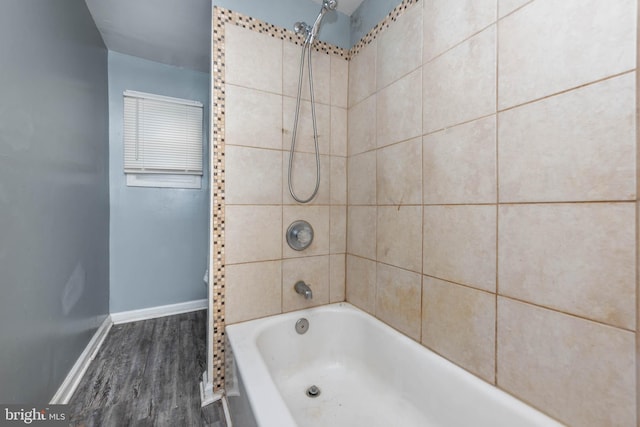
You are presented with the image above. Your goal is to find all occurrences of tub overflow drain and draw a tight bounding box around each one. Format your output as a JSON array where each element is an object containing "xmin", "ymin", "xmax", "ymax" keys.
[
  {"xmin": 295, "ymin": 318, "xmax": 309, "ymax": 334},
  {"xmin": 306, "ymin": 385, "xmax": 321, "ymax": 398}
]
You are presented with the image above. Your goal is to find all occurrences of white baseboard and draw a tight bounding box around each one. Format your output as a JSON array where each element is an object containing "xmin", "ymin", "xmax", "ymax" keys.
[
  {"xmin": 50, "ymin": 315, "xmax": 113, "ymax": 404},
  {"xmin": 111, "ymin": 299, "xmax": 208, "ymax": 324}
]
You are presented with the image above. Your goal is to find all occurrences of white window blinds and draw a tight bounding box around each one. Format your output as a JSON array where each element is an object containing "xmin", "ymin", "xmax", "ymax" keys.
[{"xmin": 123, "ymin": 90, "xmax": 203, "ymax": 175}]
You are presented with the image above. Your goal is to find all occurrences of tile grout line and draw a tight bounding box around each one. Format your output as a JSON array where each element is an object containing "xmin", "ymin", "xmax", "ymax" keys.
[
  {"xmin": 281, "ymin": 36, "xmax": 286, "ymax": 317},
  {"xmin": 494, "ymin": 8, "xmax": 500, "ymax": 387},
  {"xmin": 499, "ymin": 294, "xmax": 637, "ymax": 334},
  {"xmin": 373, "ymin": 38, "xmax": 379, "ymax": 319},
  {"xmin": 343, "ymin": 200, "xmax": 638, "ymax": 207},
  {"xmin": 497, "ymin": 69, "xmax": 635, "ymax": 113},
  {"xmin": 420, "ymin": 0, "xmax": 426, "ymax": 346},
  {"xmin": 635, "ymin": 1, "xmax": 640, "ymax": 418}
]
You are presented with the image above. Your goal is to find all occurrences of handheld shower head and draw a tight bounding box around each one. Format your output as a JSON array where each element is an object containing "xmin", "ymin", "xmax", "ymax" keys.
[{"xmin": 305, "ymin": 0, "xmax": 337, "ymax": 44}]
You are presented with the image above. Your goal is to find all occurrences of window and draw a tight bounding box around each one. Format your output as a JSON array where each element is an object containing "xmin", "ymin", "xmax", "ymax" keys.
[{"xmin": 123, "ymin": 90, "xmax": 203, "ymax": 189}]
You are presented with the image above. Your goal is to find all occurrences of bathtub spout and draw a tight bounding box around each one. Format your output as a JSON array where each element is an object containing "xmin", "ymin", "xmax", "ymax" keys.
[{"xmin": 294, "ymin": 281, "xmax": 313, "ymax": 299}]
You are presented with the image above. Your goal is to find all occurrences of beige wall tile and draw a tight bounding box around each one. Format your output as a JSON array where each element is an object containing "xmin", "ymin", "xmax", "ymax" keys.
[
  {"xmin": 499, "ymin": 74, "xmax": 636, "ymax": 203},
  {"xmin": 226, "ymin": 205, "xmax": 282, "ymax": 264},
  {"xmin": 377, "ymin": 206, "xmax": 422, "ymax": 273},
  {"xmin": 377, "ymin": 69, "xmax": 422, "ymax": 148},
  {"xmin": 498, "ymin": 0, "xmax": 636, "ymax": 109},
  {"xmin": 423, "ymin": 205, "xmax": 496, "ymax": 291},
  {"xmin": 226, "ymin": 261, "xmax": 282, "ymax": 324},
  {"xmin": 376, "ymin": 263, "xmax": 422, "ymax": 340},
  {"xmin": 498, "ymin": 203, "xmax": 636, "ymax": 330},
  {"xmin": 225, "ymin": 145, "xmax": 282, "ymax": 205},
  {"xmin": 377, "ymin": 2, "xmax": 423, "ymax": 89},
  {"xmin": 348, "ymin": 95, "xmax": 376, "ymax": 155},
  {"xmin": 283, "ymin": 205, "xmax": 330, "ymax": 258},
  {"xmin": 498, "ymin": 0, "xmax": 531, "ymax": 18},
  {"xmin": 331, "ymin": 56, "xmax": 349, "ymax": 108},
  {"xmin": 221, "ymin": 10, "xmax": 639, "ymax": 427},
  {"xmin": 347, "ymin": 206, "xmax": 377, "ymax": 260},
  {"xmin": 423, "ymin": 277, "xmax": 496, "ymax": 383},
  {"xmin": 423, "ymin": 26, "xmax": 496, "ymax": 133},
  {"xmin": 330, "ymin": 205, "xmax": 346, "ymax": 254},
  {"xmin": 225, "ymin": 24, "xmax": 282, "ymax": 93},
  {"xmin": 330, "ymin": 156, "xmax": 347, "ymax": 205},
  {"xmin": 283, "ymin": 255, "xmax": 330, "ymax": 312},
  {"xmin": 423, "ymin": 116, "xmax": 496, "ymax": 204},
  {"xmin": 226, "ymin": 84, "xmax": 282, "ymax": 150},
  {"xmin": 348, "ymin": 151, "xmax": 376, "ymax": 205},
  {"xmin": 282, "ymin": 41, "xmax": 330, "ymax": 105},
  {"xmin": 330, "ymin": 106, "xmax": 347, "ymax": 157},
  {"xmin": 346, "ymin": 255, "xmax": 377, "ymax": 314},
  {"xmin": 283, "ymin": 97, "xmax": 331, "ymax": 155},
  {"xmin": 283, "ymin": 152, "xmax": 330, "ymax": 205},
  {"xmin": 330, "ymin": 254, "xmax": 346, "ymax": 302},
  {"xmin": 348, "ymin": 40, "xmax": 376, "ymax": 107},
  {"xmin": 423, "ymin": 0, "xmax": 497, "ymax": 63},
  {"xmin": 377, "ymin": 138, "xmax": 422, "ymax": 205},
  {"xmin": 497, "ymin": 298, "xmax": 636, "ymax": 427}
]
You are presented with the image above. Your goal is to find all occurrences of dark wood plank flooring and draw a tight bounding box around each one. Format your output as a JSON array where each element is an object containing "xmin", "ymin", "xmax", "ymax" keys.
[{"xmin": 68, "ymin": 310, "xmax": 225, "ymax": 427}]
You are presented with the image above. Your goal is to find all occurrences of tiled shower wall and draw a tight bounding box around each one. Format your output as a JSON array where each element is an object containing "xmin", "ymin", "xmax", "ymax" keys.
[
  {"xmin": 221, "ymin": 17, "xmax": 349, "ymax": 327},
  {"xmin": 346, "ymin": 0, "xmax": 637, "ymax": 426}
]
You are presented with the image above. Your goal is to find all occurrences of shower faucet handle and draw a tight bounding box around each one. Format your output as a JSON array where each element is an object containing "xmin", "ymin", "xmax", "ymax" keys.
[{"xmin": 287, "ymin": 220, "xmax": 314, "ymax": 251}]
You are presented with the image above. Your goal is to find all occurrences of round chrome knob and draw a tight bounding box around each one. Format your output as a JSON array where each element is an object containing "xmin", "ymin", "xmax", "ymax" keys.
[{"xmin": 286, "ymin": 220, "xmax": 314, "ymax": 251}]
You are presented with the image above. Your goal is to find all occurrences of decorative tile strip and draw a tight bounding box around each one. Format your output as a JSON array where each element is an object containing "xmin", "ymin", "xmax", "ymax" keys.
[
  {"xmin": 348, "ymin": 0, "xmax": 421, "ymax": 58},
  {"xmin": 211, "ymin": 6, "xmax": 227, "ymax": 392},
  {"xmin": 215, "ymin": 6, "xmax": 348, "ymax": 58}
]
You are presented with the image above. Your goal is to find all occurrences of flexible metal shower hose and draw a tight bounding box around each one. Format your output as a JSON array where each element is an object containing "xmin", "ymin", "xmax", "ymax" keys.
[{"xmin": 287, "ymin": 40, "xmax": 321, "ymax": 204}]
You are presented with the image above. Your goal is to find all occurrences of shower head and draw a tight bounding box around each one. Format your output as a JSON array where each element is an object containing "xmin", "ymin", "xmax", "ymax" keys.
[
  {"xmin": 305, "ymin": 0, "xmax": 338, "ymax": 44},
  {"xmin": 323, "ymin": 0, "xmax": 338, "ymax": 10}
]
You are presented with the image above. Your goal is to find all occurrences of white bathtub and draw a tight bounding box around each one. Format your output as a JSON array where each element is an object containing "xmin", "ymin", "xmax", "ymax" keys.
[{"xmin": 225, "ymin": 303, "xmax": 564, "ymax": 427}]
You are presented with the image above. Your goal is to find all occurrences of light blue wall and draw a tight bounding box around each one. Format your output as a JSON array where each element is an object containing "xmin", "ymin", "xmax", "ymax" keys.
[
  {"xmin": 214, "ymin": 0, "xmax": 351, "ymax": 49},
  {"xmin": 350, "ymin": 0, "xmax": 403, "ymax": 46},
  {"xmin": 108, "ymin": 51, "xmax": 209, "ymax": 313},
  {"xmin": 0, "ymin": 0, "xmax": 110, "ymax": 402}
]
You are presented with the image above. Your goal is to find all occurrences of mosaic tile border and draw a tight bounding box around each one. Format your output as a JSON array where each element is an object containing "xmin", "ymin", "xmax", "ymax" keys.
[
  {"xmin": 210, "ymin": 1, "xmax": 418, "ymax": 391},
  {"xmin": 211, "ymin": 6, "xmax": 227, "ymax": 392},
  {"xmin": 214, "ymin": 7, "xmax": 349, "ymax": 58},
  {"xmin": 348, "ymin": 0, "xmax": 420, "ymax": 58}
]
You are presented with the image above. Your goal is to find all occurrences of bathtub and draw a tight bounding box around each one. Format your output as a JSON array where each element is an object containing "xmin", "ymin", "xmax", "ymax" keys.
[{"xmin": 225, "ymin": 303, "xmax": 563, "ymax": 427}]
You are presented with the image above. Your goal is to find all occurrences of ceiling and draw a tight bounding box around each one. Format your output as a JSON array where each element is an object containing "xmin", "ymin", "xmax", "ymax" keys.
[
  {"xmin": 85, "ymin": 0, "xmax": 211, "ymax": 73},
  {"xmin": 311, "ymin": 0, "xmax": 366, "ymax": 16}
]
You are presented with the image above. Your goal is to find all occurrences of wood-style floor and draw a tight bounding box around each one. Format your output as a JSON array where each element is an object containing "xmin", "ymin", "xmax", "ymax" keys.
[{"xmin": 68, "ymin": 310, "xmax": 226, "ymax": 427}]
